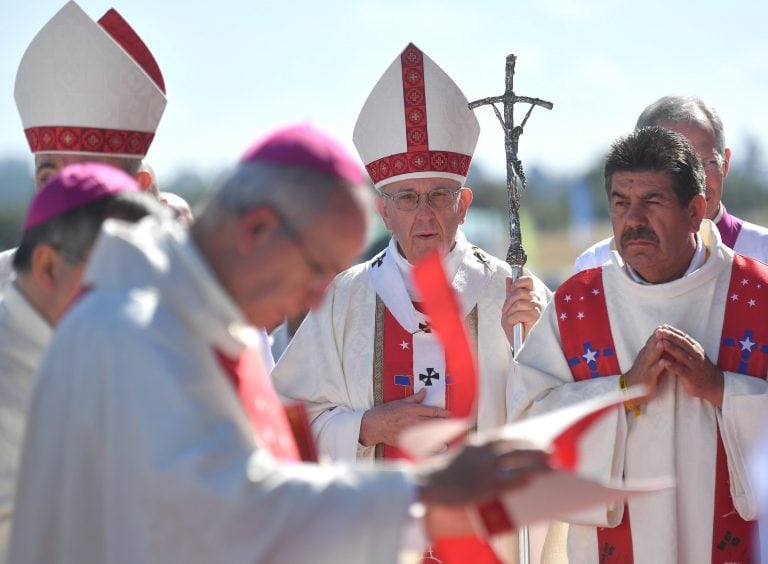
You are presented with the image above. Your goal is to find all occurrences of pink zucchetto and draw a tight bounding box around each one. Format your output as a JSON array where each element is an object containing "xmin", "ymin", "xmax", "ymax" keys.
[
  {"xmin": 239, "ymin": 123, "xmax": 365, "ymax": 185},
  {"xmin": 24, "ymin": 162, "xmax": 139, "ymax": 230}
]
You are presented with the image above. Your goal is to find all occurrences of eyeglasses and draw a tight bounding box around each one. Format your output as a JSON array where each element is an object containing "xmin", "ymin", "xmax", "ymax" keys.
[
  {"xmin": 378, "ymin": 187, "xmax": 463, "ymax": 211},
  {"xmin": 277, "ymin": 212, "xmax": 339, "ymax": 283}
]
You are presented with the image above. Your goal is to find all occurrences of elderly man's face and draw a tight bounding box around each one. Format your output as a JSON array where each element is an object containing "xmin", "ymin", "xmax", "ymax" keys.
[
  {"xmin": 657, "ymin": 120, "xmax": 730, "ymax": 220},
  {"xmin": 376, "ymin": 177, "xmax": 472, "ymax": 263},
  {"xmin": 610, "ymin": 170, "xmax": 705, "ymax": 284},
  {"xmin": 232, "ymin": 200, "xmax": 367, "ymax": 331}
]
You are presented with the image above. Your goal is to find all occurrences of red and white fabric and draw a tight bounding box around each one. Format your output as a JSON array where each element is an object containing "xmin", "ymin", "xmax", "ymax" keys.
[
  {"xmin": 14, "ymin": 1, "xmax": 166, "ymax": 158},
  {"xmin": 353, "ymin": 43, "xmax": 479, "ymax": 189},
  {"xmin": 510, "ymin": 221, "xmax": 768, "ymax": 563}
]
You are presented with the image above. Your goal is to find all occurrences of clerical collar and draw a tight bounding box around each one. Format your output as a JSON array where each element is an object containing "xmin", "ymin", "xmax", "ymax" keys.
[
  {"xmin": 713, "ymin": 204, "xmax": 724, "ymax": 224},
  {"xmin": 625, "ymin": 234, "xmax": 707, "ymax": 285},
  {"xmin": 390, "ymin": 234, "xmax": 465, "ymax": 300}
]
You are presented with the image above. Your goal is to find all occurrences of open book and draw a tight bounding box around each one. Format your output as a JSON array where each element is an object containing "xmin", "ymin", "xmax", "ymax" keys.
[{"xmin": 399, "ymin": 386, "xmax": 672, "ymax": 531}]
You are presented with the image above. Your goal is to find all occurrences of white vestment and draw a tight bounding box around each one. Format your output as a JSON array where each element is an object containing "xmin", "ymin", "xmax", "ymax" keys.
[
  {"xmin": 273, "ymin": 234, "xmax": 556, "ymax": 562},
  {"xmin": 273, "ymin": 232, "xmax": 552, "ymax": 463},
  {"xmin": 574, "ymin": 207, "xmax": 768, "ymax": 272},
  {"xmin": 0, "ymin": 284, "xmax": 51, "ymax": 564},
  {"xmin": 509, "ymin": 222, "xmax": 767, "ymax": 563},
  {"xmin": 0, "ymin": 250, "xmax": 16, "ymax": 298},
  {"xmin": 9, "ymin": 218, "xmax": 415, "ymax": 564},
  {"xmin": 751, "ymin": 422, "xmax": 768, "ymax": 563}
]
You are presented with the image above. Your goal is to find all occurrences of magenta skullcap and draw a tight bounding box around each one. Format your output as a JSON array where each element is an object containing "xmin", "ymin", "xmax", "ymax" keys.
[
  {"xmin": 24, "ymin": 162, "xmax": 139, "ymax": 230},
  {"xmin": 239, "ymin": 123, "xmax": 365, "ymax": 185}
]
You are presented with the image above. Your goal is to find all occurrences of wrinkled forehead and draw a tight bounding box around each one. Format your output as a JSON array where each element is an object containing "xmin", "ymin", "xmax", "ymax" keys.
[
  {"xmin": 657, "ymin": 120, "xmax": 720, "ymax": 157},
  {"xmin": 383, "ymin": 176, "xmax": 461, "ymax": 193}
]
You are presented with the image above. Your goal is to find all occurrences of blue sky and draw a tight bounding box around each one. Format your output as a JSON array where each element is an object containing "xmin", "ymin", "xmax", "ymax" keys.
[{"xmin": 2, "ymin": 0, "xmax": 768, "ymax": 184}]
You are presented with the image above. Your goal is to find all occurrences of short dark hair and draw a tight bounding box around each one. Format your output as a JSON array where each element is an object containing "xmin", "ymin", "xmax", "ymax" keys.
[
  {"xmin": 604, "ymin": 126, "xmax": 705, "ymax": 206},
  {"xmin": 13, "ymin": 192, "xmax": 165, "ymax": 274}
]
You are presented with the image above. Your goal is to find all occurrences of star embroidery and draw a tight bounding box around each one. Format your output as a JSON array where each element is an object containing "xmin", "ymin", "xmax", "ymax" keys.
[
  {"xmin": 741, "ymin": 278, "xmax": 749, "ymax": 286},
  {"xmin": 730, "ymin": 293, "xmax": 739, "ymax": 302},
  {"xmin": 400, "ymin": 341, "xmax": 409, "ymax": 350},
  {"xmin": 564, "ymin": 295, "xmax": 572, "ymax": 302},
  {"xmin": 580, "ymin": 296, "xmax": 585, "ymax": 301},
  {"xmin": 592, "ymin": 288, "xmax": 600, "ymax": 295},
  {"xmin": 577, "ymin": 312, "xmax": 585, "ymax": 320},
  {"xmin": 740, "ymin": 336, "xmax": 756, "ymax": 352},
  {"xmin": 749, "ymin": 299, "xmax": 757, "ymax": 308},
  {"xmin": 758, "ymin": 284, "xmax": 763, "ymax": 289},
  {"xmin": 582, "ymin": 348, "xmax": 598, "ymax": 364},
  {"xmin": 560, "ymin": 312, "xmax": 568, "ymax": 321}
]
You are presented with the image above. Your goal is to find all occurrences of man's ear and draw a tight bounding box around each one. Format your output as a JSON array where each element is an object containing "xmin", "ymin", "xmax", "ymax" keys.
[
  {"xmin": 136, "ymin": 170, "xmax": 153, "ymax": 192},
  {"xmin": 235, "ymin": 207, "xmax": 282, "ymax": 255},
  {"xmin": 457, "ymin": 187, "xmax": 473, "ymax": 224},
  {"xmin": 722, "ymin": 147, "xmax": 732, "ymax": 178},
  {"xmin": 30, "ymin": 244, "xmax": 62, "ymax": 291},
  {"xmin": 689, "ymin": 194, "xmax": 707, "ymax": 232}
]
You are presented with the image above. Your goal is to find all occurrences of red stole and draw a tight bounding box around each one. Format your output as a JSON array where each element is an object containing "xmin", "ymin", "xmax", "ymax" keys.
[
  {"xmin": 381, "ymin": 308, "xmax": 501, "ymax": 564},
  {"xmin": 215, "ymin": 346, "xmax": 302, "ymax": 463},
  {"xmin": 555, "ymin": 255, "xmax": 768, "ymax": 563}
]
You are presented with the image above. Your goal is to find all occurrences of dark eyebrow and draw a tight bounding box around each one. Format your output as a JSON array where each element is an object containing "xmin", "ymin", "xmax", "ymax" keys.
[{"xmin": 35, "ymin": 162, "xmax": 57, "ymax": 175}]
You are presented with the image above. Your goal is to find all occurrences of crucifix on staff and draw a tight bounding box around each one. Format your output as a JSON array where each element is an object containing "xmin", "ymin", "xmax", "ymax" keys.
[{"xmin": 469, "ymin": 53, "xmax": 553, "ymax": 564}]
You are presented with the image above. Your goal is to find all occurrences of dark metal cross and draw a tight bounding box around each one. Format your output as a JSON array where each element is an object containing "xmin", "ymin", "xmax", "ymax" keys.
[
  {"xmin": 419, "ymin": 368, "xmax": 440, "ymax": 386},
  {"xmin": 468, "ymin": 54, "xmax": 553, "ymax": 273},
  {"xmin": 469, "ymin": 55, "xmax": 552, "ymax": 564}
]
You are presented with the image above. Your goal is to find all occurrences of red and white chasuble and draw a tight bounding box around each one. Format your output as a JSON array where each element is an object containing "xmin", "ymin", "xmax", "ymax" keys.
[
  {"xmin": 510, "ymin": 222, "xmax": 768, "ymax": 564},
  {"xmin": 274, "ymin": 230, "xmax": 555, "ymax": 563}
]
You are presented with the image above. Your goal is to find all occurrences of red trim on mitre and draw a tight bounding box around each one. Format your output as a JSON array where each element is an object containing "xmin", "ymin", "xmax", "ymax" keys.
[
  {"xmin": 365, "ymin": 150, "xmax": 472, "ymax": 185},
  {"xmin": 401, "ymin": 43, "xmax": 428, "ymax": 153},
  {"xmin": 364, "ymin": 43, "xmax": 474, "ymax": 185},
  {"xmin": 25, "ymin": 126, "xmax": 154, "ymax": 156},
  {"xmin": 98, "ymin": 8, "xmax": 166, "ymax": 94}
]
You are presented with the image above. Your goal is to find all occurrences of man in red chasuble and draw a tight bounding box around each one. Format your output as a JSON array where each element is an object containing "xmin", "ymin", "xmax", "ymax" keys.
[{"xmin": 509, "ymin": 126, "xmax": 767, "ymax": 563}]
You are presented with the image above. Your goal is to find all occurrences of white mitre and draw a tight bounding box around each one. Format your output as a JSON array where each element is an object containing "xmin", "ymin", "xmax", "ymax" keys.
[
  {"xmin": 14, "ymin": 1, "xmax": 167, "ymax": 159},
  {"xmin": 353, "ymin": 43, "xmax": 480, "ymax": 189}
]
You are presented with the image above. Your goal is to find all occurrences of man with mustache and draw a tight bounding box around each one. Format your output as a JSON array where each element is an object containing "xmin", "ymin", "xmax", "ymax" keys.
[
  {"xmin": 574, "ymin": 95, "xmax": 768, "ymax": 272},
  {"xmin": 509, "ymin": 126, "xmax": 767, "ymax": 563}
]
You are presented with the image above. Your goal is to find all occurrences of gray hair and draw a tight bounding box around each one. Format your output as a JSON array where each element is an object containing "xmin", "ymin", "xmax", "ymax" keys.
[
  {"xmin": 635, "ymin": 95, "xmax": 726, "ymax": 156},
  {"xmin": 195, "ymin": 161, "xmax": 370, "ymax": 232},
  {"xmin": 13, "ymin": 191, "xmax": 166, "ymax": 274}
]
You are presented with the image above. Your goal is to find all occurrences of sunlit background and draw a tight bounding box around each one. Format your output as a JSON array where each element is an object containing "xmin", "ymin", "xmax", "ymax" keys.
[{"xmin": 3, "ymin": 0, "xmax": 768, "ymax": 287}]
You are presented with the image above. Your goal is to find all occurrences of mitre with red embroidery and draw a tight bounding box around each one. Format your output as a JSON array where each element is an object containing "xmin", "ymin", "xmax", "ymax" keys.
[
  {"xmin": 353, "ymin": 43, "xmax": 480, "ymax": 189},
  {"xmin": 14, "ymin": 1, "xmax": 167, "ymax": 159}
]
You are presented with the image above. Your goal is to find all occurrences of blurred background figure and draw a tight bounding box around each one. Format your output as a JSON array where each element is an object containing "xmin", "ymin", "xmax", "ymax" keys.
[
  {"xmin": 9, "ymin": 123, "xmax": 550, "ymax": 564},
  {"xmin": 1, "ymin": 1, "xmax": 167, "ymax": 294},
  {"xmin": 0, "ymin": 163, "xmax": 163, "ymax": 563}
]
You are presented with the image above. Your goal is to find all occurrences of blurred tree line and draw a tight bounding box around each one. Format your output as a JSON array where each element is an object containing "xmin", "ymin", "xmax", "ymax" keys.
[{"xmin": 1, "ymin": 134, "xmax": 767, "ymax": 274}]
